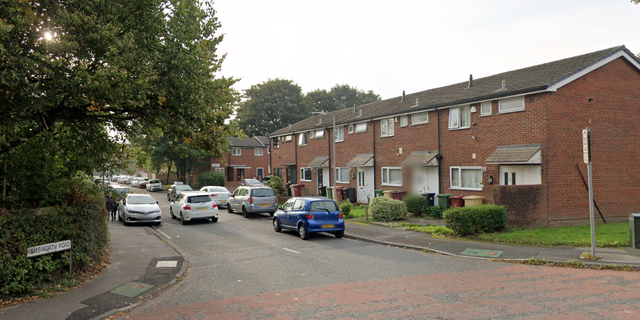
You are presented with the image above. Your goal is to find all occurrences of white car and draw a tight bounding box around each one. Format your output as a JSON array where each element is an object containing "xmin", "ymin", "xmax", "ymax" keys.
[
  {"xmin": 147, "ymin": 179, "xmax": 163, "ymax": 192},
  {"xmin": 199, "ymin": 186, "xmax": 232, "ymax": 208},
  {"xmin": 170, "ymin": 191, "xmax": 219, "ymax": 225},
  {"xmin": 118, "ymin": 194, "xmax": 162, "ymax": 226}
]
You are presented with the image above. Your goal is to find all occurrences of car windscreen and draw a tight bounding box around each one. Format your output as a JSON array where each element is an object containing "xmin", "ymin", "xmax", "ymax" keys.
[
  {"xmin": 175, "ymin": 185, "xmax": 193, "ymax": 191},
  {"xmin": 127, "ymin": 196, "xmax": 156, "ymax": 204},
  {"xmin": 310, "ymin": 201, "xmax": 339, "ymax": 212},
  {"xmin": 187, "ymin": 195, "xmax": 212, "ymax": 203},
  {"xmin": 149, "ymin": 180, "xmax": 161, "ymax": 184},
  {"xmin": 209, "ymin": 187, "xmax": 229, "ymax": 192},
  {"xmin": 252, "ymin": 189, "xmax": 275, "ymax": 197}
]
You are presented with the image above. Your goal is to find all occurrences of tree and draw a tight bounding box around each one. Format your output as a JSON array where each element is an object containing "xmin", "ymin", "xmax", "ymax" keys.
[
  {"xmin": 0, "ymin": 0, "xmax": 239, "ymax": 205},
  {"xmin": 235, "ymin": 79, "xmax": 308, "ymax": 137},
  {"xmin": 305, "ymin": 84, "xmax": 381, "ymax": 113}
]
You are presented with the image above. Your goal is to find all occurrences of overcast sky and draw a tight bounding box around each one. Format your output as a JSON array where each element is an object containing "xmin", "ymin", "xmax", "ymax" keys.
[{"xmin": 214, "ymin": 0, "xmax": 640, "ymax": 100}]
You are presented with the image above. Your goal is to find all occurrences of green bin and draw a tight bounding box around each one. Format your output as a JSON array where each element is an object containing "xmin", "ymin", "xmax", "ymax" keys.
[
  {"xmin": 437, "ymin": 193, "xmax": 454, "ymax": 209},
  {"xmin": 375, "ymin": 189, "xmax": 385, "ymax": 198},
  {"xmin": 326, "ymin": 187, "xmax": 334, "ymax": 200}
]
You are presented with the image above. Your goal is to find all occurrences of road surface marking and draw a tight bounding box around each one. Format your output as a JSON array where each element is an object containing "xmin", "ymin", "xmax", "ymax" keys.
[
  {"xmin": 283, "ymin": 248, "xmax": 301, "ymax": 254},
  {"xmin": 156, "ymin": 229, "xmax": 172, "ymax": 239}
]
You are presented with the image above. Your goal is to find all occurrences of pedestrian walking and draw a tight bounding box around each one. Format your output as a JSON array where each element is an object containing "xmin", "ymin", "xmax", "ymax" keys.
[{"xmin": 106, "ymin": 193, "xmax": 117, "ymax": 221}]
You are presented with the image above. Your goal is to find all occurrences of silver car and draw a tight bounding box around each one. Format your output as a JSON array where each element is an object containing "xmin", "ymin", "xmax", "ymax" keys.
[
  {"xmin": 199, "ymin": 186, "xmax": 232, "ymax": 208},
  {"xmin": 147, "ymin": 179, "xmax": 163, "ymax": 192},
  {"xmin": 227, "ymin": 186, "xmax": 278, "ymax": 218},
  {"xmin": 118, "ymin": 194, "xmax": 162, "ymax": 226}
]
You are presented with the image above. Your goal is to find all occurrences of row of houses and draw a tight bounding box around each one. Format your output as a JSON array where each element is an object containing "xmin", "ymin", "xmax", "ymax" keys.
[{"xmin": 205, "ymin": 45, "xmax": 640, "ymax": 227}]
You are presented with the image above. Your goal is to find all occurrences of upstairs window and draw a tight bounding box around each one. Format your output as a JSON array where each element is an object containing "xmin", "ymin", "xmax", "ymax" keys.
[
  {"xmin": 232, "ymin": 147, "xmax": 241, "ymax": 156},
  {"xmin": 400, "ymin": 116, "xmax": 408, "ymax": 127},
  {"xmin": 285, "ymin": 135, "xmax": 292, "ymax": 142},
  {"xmin": 254, "ymin": 148, "xmax": 263, "ymax": 156},
  {"xmin": 480, "ymin": 102, "xmax": 492, "ymax": 116},
  {"xmin": 381, "ymin": 118, "xmax": 394, "ymax": 137},
  {"xmin": 348, "ymin": 124, "xmax": 354, "ymax": 134},
  {"xmin": 411, "ymin": 112, "xmax": 428, "ymax": 125},
  {"xmin": 298, "ymin": 133, "xmax": 307, "ymax": 146},
  {"xmin": 315, "ymin": 129, "xmax": 325, "ymax": 138},
  {"xmin": 355, "ymin": 123, "xmax": 367, "ymax": 133},
  {"xmin": 448, "ymin": 106, "xmax": 470, "ymax": 129},
  {"xmin": 334, "ymin": 126, "xmax": 344, "ymax": 142},
  {"xmin": 273, "ymin": 138, "xmax": 279, "ymax": 149},
  {"xmin": 499, "ymin": 97, "xmax": 525, "ymax": 113}
]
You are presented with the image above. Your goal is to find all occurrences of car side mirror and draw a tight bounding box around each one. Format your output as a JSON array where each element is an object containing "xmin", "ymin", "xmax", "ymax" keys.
[
  {"xmin": 278, "ymin": 206, "xmax": 283, "ymax": 210},
  {"xmin": 156, "ymin": 201, "xmax": 159, "ymax": 204},
  {"xmin": 122, "ymin": 200, "xmax": 126, "ymax": 205}
]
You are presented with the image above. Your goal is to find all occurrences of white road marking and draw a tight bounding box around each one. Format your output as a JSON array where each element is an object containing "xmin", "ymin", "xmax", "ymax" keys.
[
  {"xmin": 283, "ymin": 248, "xmax": 301, "ymax": 254},
  {"xmin": 156, "ymin": 229, "xmax": 172, "ymax": 239}
]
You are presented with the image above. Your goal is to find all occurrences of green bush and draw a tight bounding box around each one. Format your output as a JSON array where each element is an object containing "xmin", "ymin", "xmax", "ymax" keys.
[
  {"xmin": 403, "ymin": 194, "xmax": 426, "ymax": 217},
  {"xmin": 369, "ymin": 197, "xmax": 408, "ymax": 222},
  {"xmin": 197, "ymin": 171, "xmax": 225, "ymax": 187},
  {"xmin": 340, "ymin": 199, "xmax": 352, "ymax": 217},
  {"xmin": 427, "ymin": 206, "xmax": 444, "ymax": 218},
  {"xmin": 443, "ymin": 204, "xmax": 507, "ymax": 236},
  {"xmin": 0, "ymin": 176, "xmax": 108, "ymax": 297},
  {"xmin": 266, "ymin": 175, "xmax": 285, "ymax": 195}
]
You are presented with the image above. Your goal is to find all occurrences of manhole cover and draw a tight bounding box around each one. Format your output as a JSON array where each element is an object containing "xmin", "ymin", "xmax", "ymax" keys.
[
  {"xmin": 460, "ymin": 248, "xmax": 503, "ymax": 258},
  {"xmin": 110, "ymin": 282, "xmax": 154, "ymax": 297}
]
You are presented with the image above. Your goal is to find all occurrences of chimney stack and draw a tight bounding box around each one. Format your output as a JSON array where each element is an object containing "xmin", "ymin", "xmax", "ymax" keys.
[{"xmin": 468, "ymin": 74, "xmax": 473, "ymax": 88}]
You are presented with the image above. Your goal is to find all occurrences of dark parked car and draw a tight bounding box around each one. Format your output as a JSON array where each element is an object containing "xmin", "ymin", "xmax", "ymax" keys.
[
  {"xmin": 167, "ymin": 184, "xmax": 193, "ymax": 201},
  {"xmin": 272, "ymin": 197, "xmax": 344, "ymax": 240}
]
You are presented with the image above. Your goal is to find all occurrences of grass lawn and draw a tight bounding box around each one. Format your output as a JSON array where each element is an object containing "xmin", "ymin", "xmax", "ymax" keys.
[
  {"xmin": 346, "ymin": 205, "xmax": 367, "ymax": 218},
  {"xmin": 475, "ymin": 222, "xmax": 629, "ymax": 247}
]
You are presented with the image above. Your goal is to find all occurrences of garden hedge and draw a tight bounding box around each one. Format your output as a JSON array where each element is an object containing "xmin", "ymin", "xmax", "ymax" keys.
[
  {"xmin": 369, "ymin": 196, "xmax": 407, "ymax": 222},
  {"xmin": 443, "ymin": 204, "xmax": 507, "ymax": 236}
]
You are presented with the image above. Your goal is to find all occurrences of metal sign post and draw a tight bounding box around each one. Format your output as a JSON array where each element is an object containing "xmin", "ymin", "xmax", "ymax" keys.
[{"xmin": 583, "ymin": 128, "xmax": 596, "ymax": 255}]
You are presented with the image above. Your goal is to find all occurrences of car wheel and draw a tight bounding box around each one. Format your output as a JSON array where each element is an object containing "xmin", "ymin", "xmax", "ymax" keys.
[
  {"xmin": 227, "ymin": 205, "xmax": 233, "ymax": 213},
  {"xmin": 242, "ymin": 206, "xmax": 249, "ymax": 218},
  {"xmin": 211, "ymin": 217, "xmax": 218, "ymax": 223},
  {"xmin": 298, "ymin": 224, "xmax": 310, "ymax": 240},
  {"xmin": 170, "ymin": 207, "xmax": 176, "ymax": 219},
  {"xmin": 180, "ymin": 213, "xmax": 186, "ymax": 225},
  {"xmin": 273, "ymin": 218, "xmax": 282, "ymax": 232},
  {"xmin": 335, "ymin": 230, "xmax": 344, "ymax": 238}
]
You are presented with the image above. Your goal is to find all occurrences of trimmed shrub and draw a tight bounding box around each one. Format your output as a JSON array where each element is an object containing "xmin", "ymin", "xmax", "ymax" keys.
[
  {"xmin": 369, "ymin": 196, "xmax": 408, "ymax": 222},
  {"xmin": 443, "ymin": 204, "xmax": 507, "ymax": 236},
  {"xmin": 266, "ymin": 175, "xmax": 285, "ymax": 195},
  {"xmin": 403, "ymin": 194, "xmax": 426, "ymax": 217},
  {"xmin": 197, "ymin": 171, "xmax": 225, "ymax": 188},
  {"xmin": 339, "ymin": 199, "xmax": 352, "ymax": 217},
  {"xmin": 427, "ymin": 206, "xmax": 444, "ymax": 218}
]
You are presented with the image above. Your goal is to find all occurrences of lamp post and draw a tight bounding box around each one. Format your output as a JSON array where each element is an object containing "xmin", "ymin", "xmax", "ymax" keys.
[{"xmin": 312, "ymin": 111, "xmax": 337, "ymax": 200}]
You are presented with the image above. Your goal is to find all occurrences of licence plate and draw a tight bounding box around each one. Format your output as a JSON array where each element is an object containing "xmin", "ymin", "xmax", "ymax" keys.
[
  {"xmin": 260, "ymin": 203, "xmax": 271, "ymax": 207},
  {"xmin": 322, "ymin": 224, "xmax": 335, "ymax": 229},
  {"xmin": 220, "ymin": 200, "xmax": 227, "ymax": 204},
  {"xmin": 198, "ymin": 207, "xmax": 208, "ymax": 211}
]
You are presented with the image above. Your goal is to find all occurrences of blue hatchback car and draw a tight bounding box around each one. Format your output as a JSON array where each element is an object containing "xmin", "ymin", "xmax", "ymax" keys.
[{"xmin": 273, "ymin": 197, "xmax": 345, "ymax": 240}]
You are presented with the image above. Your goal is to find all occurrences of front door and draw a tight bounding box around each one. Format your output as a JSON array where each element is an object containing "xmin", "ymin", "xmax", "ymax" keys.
[
  {"xmin": 317, "ymin": 168, "xmax": 323, "ymax": 195},
  {"xmin": 357, "ymin": 167, "xmax": 374, "ymax": 203},
  {"xmin": 412, "ymin": 166, "xmax": 440, "ymax": 204},
  {"xmin": 236, "ymin": 168, "xmax": 244, "ymax": 182},
  {"xmin": 257, "ymin": 168, "xmax": 264, "ymax": 180}
]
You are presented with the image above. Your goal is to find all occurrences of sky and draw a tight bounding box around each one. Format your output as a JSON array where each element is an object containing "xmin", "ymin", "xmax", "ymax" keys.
[{"xmin": 213, "ymin": 0, "xmax": 640, "ymax": 100}]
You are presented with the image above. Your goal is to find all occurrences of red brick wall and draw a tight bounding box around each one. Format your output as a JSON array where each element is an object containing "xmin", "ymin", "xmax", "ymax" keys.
[
  {"xmin": 493, "ymin": 185, "xmax": 548, "ymax": 227},
  {"xmin": 271, "ymin": 134, "xmax": 297, "ymax": 185},
  {"xmin": 333, "ymin": 122, "xmax": 375, "ymax": 190},
  {"xmin": 295, "ymin": 130, "xmax": 330, "ymax": 195}
]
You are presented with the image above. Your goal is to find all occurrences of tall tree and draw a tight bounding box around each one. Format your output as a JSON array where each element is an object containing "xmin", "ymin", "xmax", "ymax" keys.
[
  {"xmin": 235, "ymin": 79, "xmax": 308, "ymax": 136},
  {"xmin": 305, "ymin": 84, "xmax": 381, "ymax": 113}
]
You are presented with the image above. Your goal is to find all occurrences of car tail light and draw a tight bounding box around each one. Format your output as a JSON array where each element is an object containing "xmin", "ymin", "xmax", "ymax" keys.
[
  {"xmin": 212, "ymin": 203, "xmax": 218, "ymax": 208},
  {"xmin": 211, "ymin": 194, "xmax": 217, "ymax": 197},
  {"xmin": 248, "ymin": 197, "xmax": 254, "ymax": 204},
  {"xmin": 184, "ymin": 205, "xmax": 191, "ymax": 210},
  {"xmin": 275, "ymin": 196, "xmax": 278, "ymax": 204},
  {"xmin": 305, "ymin": 213, "xmax": 314, "ymax": 219},
  {"xmin": 338, "ymin": 212, "xmax": 343, "ymax": 219},
  {"xmin": 229, "ymin": 194, "xmax": 233, "ymax": 197}
]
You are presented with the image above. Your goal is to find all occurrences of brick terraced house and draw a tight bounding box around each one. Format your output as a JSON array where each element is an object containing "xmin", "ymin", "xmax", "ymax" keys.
[
  {"xmin": 204, "ymin": 136, "xmax": 271, "ymax": 189},
  {"xmin": 268, "ymin": 46, "xmax": 640, "ymax": 227}
]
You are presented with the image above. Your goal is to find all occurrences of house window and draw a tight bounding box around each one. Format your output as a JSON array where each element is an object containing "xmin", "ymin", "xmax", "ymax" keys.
[
  {"xmin": 499, "ymin": 97, "xmax": 525, "ymax": 113},
  {"xmin": 285, "ymin": 135, "xmax": 292, "ymax": 142},
  {"xmin": 448, "ymin": 106, "xmax": 470, "ymax": 129},
  {"xmin": 273, "ymin": 138, "xmax": 279, "ymax": 149},
  {"xmin": 310, "ymin": 131, "xmax": 315, "ymax": 139},
  {"xmin": 335, "ymin": 167, "xmax": 349, "ymax": 183},
  {"xmin": 381, "ymin": 167, "xmax": 402, "ymax": 186},
  {"xmin": 355, "ymin": 122, "xmax": 367, "ymax": 133},
  {"xmin": 254, "ymin": 148, "xmax": 263, "ymax": 156},
  {"xmin": 298, "ymin": 133, "xmax": 307, "ymax": 146},
  {"xmin": 232, "ymin": 147, "xmax": 241, "ymax": 156},
  {"xmin": 400, "ymin": 116, "xmax": 408, "ymax": 127},
  {"xmin": 334, "ymin": 126, "xmax": 344, "ymax": 142},
  {"xmin": 300, "ymin": 167, "xmax": 312, "ymax": 181},
  {"xmin": 267, "ymin": 146, "xmax": 270, "ymax": 154},
  {"xmin": 381, "ymin": 118, "xmax": 394, "ymax": 137},
  {"xmin": 480, "ymin": 102, "xmax": 492, "ymax": 116},
  {"xmin": 274, "ymin": 168, "xmax": 282, "ymax": 177},
  {"xmin": 450, "ymin": 166, "xmax": 483, "ymax": 190},
  {"xmin": 411, "ymin": 112, "xmax": 428, "ymax": 125},
  {"xmin": 348, "ymin": 124, "xmax": 354, "ymax": 134},
  {"xmin": 315, "ymin": 129, "xmax": 324, "ymax": 138}
]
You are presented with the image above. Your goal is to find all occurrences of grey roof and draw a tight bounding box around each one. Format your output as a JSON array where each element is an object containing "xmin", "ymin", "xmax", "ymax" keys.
[
  {"xmin": 270, "ymin": 46, "xmax": 636, "ymax": 137},
  {"xmin": 485, "ymin": 144, "xmax": 542, "ymax": 164},
  {"xmin": 401, "ymin": 151, "xmax": 439, "ymax": 167},
  {"xmin": 346, "ymin": 154, "xmax": 374, "ymax": 167},
  {"xmin": 228, "ymin": 136, "xmax": 269, "ymax": 148},
  {"xmin": 307, "ymin": 156, "xmax": 329, "ymax": 168}
]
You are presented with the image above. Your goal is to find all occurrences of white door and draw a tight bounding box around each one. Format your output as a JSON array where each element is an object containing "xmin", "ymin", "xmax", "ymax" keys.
[
  {"xmin": 357, "ymin": 167, "xmax": 374, "ymax": 203},
  {"xmin": 412, "ymin": 166, "xmax": 440, "ymax": 205}
]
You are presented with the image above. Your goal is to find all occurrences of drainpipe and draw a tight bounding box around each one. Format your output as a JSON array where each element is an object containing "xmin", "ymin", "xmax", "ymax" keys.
[
  {"xmin": 327, "ymin": 128, "xmax": 331, "ymax": 190},
  {"xmin": 436, "ymin": 108, "xmax": 442, "ymax": 194},
  {"xmin": 372, "ymin": 119, "xmax": 376, "ymax": 200}
]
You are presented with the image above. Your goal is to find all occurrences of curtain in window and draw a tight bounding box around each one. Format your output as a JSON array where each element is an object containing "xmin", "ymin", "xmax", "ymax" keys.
[
  {"xmin": 449, "ymin": 108, "xmax": 459, "ymax": 128},
  {"xmin": 461, "ymin": 168, "xmax": 482, "ymax": 188},
  {"xmin": 381, "ymin": 119, "xmax": 388, "ymax": 135},
  {"xmin": 451, "ymin": 168, "xmax": 460, "ymax": 187},
  {"xmin": 460, "ymin": 107, "xmax": 470, "ymax": 127},
  {"xmin": 340, "ymin": 168, "xmax": 349, "ymax": 182},
  {"xmin": 389, "ymin": 168, "xmax": 402, "ymax": 185}
]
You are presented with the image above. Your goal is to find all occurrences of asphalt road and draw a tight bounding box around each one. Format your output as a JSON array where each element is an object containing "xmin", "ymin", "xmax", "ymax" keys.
[{"xmin": 115, "ymin": 184, "xmax": 640, "ymax": 319}]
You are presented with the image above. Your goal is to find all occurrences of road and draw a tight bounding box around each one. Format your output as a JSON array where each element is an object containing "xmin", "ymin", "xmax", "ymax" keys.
[{"xmin": 115, "ymin": 184, "xmax": 640, "ymax": 319}]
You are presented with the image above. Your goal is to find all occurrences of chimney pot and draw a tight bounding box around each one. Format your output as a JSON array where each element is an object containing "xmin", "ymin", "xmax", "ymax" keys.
[{"xmin": 468, "ymin": 74, "xmax": 473, "ymax": 88}]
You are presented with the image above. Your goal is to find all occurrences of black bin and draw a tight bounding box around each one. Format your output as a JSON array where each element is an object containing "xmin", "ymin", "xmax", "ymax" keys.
[
  {"xmin": 285, "ymin": 183, "xmax": 292, "ymax": 197},
  {"xmin": 319, "ymin": 186, "xmax": 327, "ymax": 197},
  {"xmin": 630, "ymin": 213, "xmax": 640, "ymax": 249},
  {"xmin": 421, "ymin": 193, "xmax": 436, "ymax": 207},
  {"xmin": 342, "ymin": 187, "xmax": 356, "ymax": 203}
]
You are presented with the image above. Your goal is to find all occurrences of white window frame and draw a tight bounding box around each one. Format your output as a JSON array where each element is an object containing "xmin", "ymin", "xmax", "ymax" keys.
[
  {"xmin": 300, "ymin": 167, "xmax": 312, "ymax": 181},
  {"xmin": 348, "ymin": 124, "xmax": 354, "ymax": 134},
  {"xmin": 334, "ymin": 126, "xmax": 344, "ymax": 142},
  {"xmin": 232, "ymin": 147, "xmax": 241, "ymax": 156},
  {"xmin": 400, "ymin": 116, "xmax": 408, "ymax": 127},
  {"xmin": 254, "ymin": 148, "xmax": 263, "ymax": 156},
  {"xmin": 450, "ymin": 166, "xmax": 483, "ymax": 191},
  {"xmin": 315, "ymin": 129, "xmax": 324, "ymax": 138},
  {"xmin": 448, "ymin": 106, "xmax": 471, "ymax": 130},
  {"xmin": 355, "ymin": 122, "xmax": 367, "ymax": 133},
  {"xmin": 335, "ymin": 167, "xmax": 349, "ymax": 183},
  {"xmin": 411, "ymin": 112, "xmax": 428, "ymax": 125},
  {"xmin": 381, "ymin": 118, "xmax": 395, "ymax": 137},
  {"xmin": 298, "ymin": 133, "xmax": 307, "ymax": 146},
  {"xmin": 381, "ymin": 167, "xmax": 402, "ymax": 186},
  {"xmin": 480, "ymin": 102, "xmax": 492, "ymax": 116},
  {"xmin": 310, "ymin": 131, "xmax": 315, "ymax": 139},
  {"xmin": 285, "ymin": 135, "xmax": 292, "ymax": 142},
  {"xmin": 499, "ymin": 97, "xmax": 525, "ymax": 113}
]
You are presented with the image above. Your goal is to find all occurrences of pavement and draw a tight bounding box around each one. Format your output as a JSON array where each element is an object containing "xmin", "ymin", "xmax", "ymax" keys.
[{"xmin": 3, "ymin": 215, "xmax": 640, "ymax": 320}]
